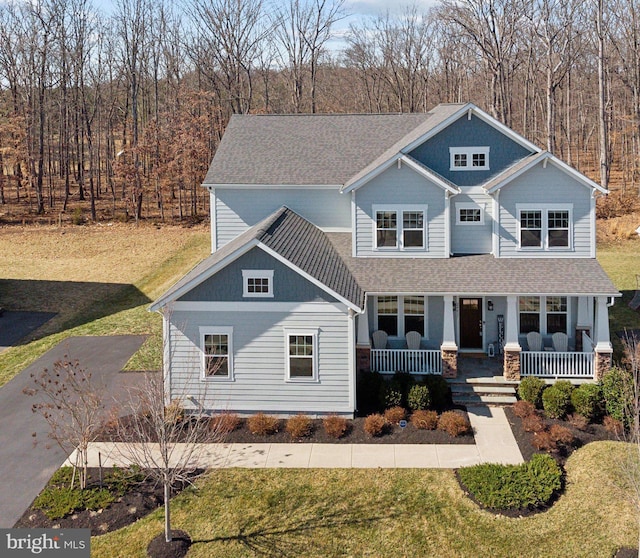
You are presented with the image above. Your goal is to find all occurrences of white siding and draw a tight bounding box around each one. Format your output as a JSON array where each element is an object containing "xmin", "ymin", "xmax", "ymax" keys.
[
  {"xmin": 214, "ymin": 188, "xmax": 351, "ymax": 250},
  {"xmin": 451, "ymin": 191, "xmax": 493, "ymax": 254},
  {"xmin": 168, "ymin": 308, "xmax": 353, "ymax": 415},
  {"xmin": 497, "ymin": 163, "xmax": 593, "ymax": 258},
  {"xmin": 354, "ymin": 163, "xmax": 447, "ymax": 257}
]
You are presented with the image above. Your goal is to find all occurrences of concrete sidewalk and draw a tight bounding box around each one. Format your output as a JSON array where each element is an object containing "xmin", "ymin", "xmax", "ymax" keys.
[{"xmin": 69, "ymin": 406, "xmax": 523, "ymax": 470}]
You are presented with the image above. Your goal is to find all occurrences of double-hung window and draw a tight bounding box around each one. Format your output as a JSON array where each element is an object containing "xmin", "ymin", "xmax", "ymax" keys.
[
  {"xmin": 242, "ymin": 270, "xmax": 274, "ymax": 298},
  {"xmin": 375, "ymin": 295, "xmax": 427, "ymax": 338},
  {"xmin": 285, "ymin": 329, "xmax": 318, "ymax": 381},
  {"xmin": 518, "ymin": 205, "xmax": 572, "ymax": 250},
  {"xmin": 201, "ymin": 327, "xmax": 233, "ymax": 380},
  {"xmin": 518, "ymin": 296, "xmax": 568, "ymax": 335},
  {"xmin": 374, "ymin": 205, "xmax": 427, "ymax": 251},
  {"xmin": 449, "ymin": 147, "xmax": 490, "ymax": 171}
]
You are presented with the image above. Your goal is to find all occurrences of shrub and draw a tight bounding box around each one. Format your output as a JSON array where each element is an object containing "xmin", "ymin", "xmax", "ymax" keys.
[
  {"xmin": 407, "ymin": 384, "xmax": 431, "ymax": 411},
  {"xmin": 411, "ymin": 409, "xmax": 438, "ymax": 430},
  {"xmin": 364, "ymin": 413, "xmax": 387, "ymax": 437},
  {"xmin": 601, "ymin": 366, "xmax": 632, "ymax": 423},
  {"xmin": 513, "ymin": 400, "xmax": 536, "ymax": 418},
  {"xmin": 247, "ymin": 413, "xmax": 280, "ymax": 436},
  {"xmin": 458, "ymin": 453, "xmax": 562, "ymax": 510},
  {"xmin": 423, "ymin": 375, "xmax": 452, "ymax": 408},
  {"xmin": 567, "ymin": 413, "xmax": 589, "ymax": 431},
  {"xmin": 570, "ymin": 383, "xmax": 603, "ymax": 422},
  {"xmin": 164, "ymin": 400, "xmax": 185, "ymax": 424},
  {"xmin": 392, "ymin": 372, "xmax": 416, "ymax": 405},
  {"xmin": 518, "ymin": 377, "xmax": 546, "ymax": 408},
  {"xmin": 381, "ymin": 382, "xmax": 403, "ymax": 408},
  {"xmin": 384, "ymin": 406, "xmax": 407, "ymax": 424},
  {"xmin": 357, "ymin": 371, "xmax": 385, "ymax": 413},
  {"xmin": 323, "ymin": 415, "xmax": 348, "ymax": 439},
  {"xmin": 549, "ymin": 424, "xmax": 575, "ymax": 446},
  {"xmin": 604, "ymin": 415, "xmax": 624, "ymax": 436},
  {"xmin": 532, "ymin": 430, "xmax": 557, "ymax": 452},
  {"xmin": 522, "ymin": 414, "xmax": 546, "ymax": 433},
  {"xmin": 72, "ymin": 207, "xmax": 83, "ymax": 225},
  {"xmin": 437, "ymin": 411, "xmax": 471, "ymax": 437},
  {"xmin": 210, "ymin": 413, "xmax": 241, "ymax": 434},
  {"xmin": 542, "ymin": 381, "xmax": 574, "ymax": 419},
  {"xmin": 286, "ymin": 415, "xmax": 313, "ymax": 439}
]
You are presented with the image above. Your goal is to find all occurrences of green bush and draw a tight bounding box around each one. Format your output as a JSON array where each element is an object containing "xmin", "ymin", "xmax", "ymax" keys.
[
  {"xmin": 407, "ymin": 384, "xmax": 431, "ymax": 411},
  {"xmin": 422, "ymin": 375, "xmax": 452, "ymax": 408},
  {"xmin": 570, "ymin": 383, "xmax": 604, "ymax": 422},
  {"xmin": 458, "ymin": 454, "xmax": 562, "ymax": 510},
  {"xmin": 389, "ymin": 372, "xmax": 416, "ymax": 408},
  {"xmin": 518, "ymin": 377, "xmax": 546, "ymax": 408},
  {"xmin": 356, "ymin": 371, "xmax": 385, "ymax": 413},
  {"xmin": 601, "ymin": 366, "xmax": 632, "ymax": 423},
  {"xmin": 381, "ymin": 383, "xmax": 403, "ymax": 408},
  {"xmin": 542, "ymin": 381, "xmax": 574, "ymax": 419}
]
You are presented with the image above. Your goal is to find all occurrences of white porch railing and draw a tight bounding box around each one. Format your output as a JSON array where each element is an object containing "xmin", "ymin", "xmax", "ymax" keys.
[
  {"xmin": 521, "ymin": 351, "xmax": 594, "ymax": 378},
  {"xmin": 371, "ymin": 349, "xmax": 442, "ymax": 374}
]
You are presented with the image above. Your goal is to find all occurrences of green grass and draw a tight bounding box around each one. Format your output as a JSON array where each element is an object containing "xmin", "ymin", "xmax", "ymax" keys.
[{"xmin": 90, "ymin": 442, "xmax": 637, "ymax": 558}]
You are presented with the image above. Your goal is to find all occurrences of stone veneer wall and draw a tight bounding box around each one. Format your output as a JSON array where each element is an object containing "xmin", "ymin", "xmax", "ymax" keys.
[
  {"xmin": 442, "ymin": 349, "xmax": 457, "ymax": 378},
  {"xmin": 503, "ymin": 349, "xmax": 521, "ymax": 381},
  {"xmin": 594, "ymin": 351, "xmax": 612, "ymax": 381}
]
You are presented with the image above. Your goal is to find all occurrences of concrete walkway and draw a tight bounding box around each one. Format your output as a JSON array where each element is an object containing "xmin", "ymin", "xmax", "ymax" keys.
[{"xmin": 69, "ymin": 406, "xmax": 523, "ymax": 470}]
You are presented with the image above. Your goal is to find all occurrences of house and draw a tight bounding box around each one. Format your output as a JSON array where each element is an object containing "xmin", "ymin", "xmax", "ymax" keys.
[{"xmin": 150, "ymin": 103, "xmax": 619, "ymax": 417}]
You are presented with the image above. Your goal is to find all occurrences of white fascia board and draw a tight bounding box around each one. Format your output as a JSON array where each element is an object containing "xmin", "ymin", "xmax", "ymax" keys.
[
  {"xmin": 202, "ymin": 183, "xmax": 342, "ymax": 190},
  {"xmin": 149, "ymin": 239, "xmax": 260, "ymax": 312},
  {"xmin": 341, "ymin": 154, "xmax": 401, "ymax": 194},
  {"xmin": 257, "ymin": 242, "xmax": 362, "ymax": 313},
  {"xmin": 401, "ymin": 103, "xmax": 542, "ymax": 155},
  {"xmin": 399, "ymin": 155, "xmax": 460, "ymax": 194}
]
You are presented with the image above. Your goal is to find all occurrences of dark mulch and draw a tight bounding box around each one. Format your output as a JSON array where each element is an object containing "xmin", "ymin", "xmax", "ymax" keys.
[
  {"xmin": 504, "ymin": 407, "xmax": 618, "ymax": 465},
  {"xmin": 616, "ymin": 548, "xmax": 639, "ymax": 558},
  {"xmin": 13, "ymin": 468, "xmax": 198, "ymax": 535},
  {"xmin": 147, "ymin": 530, "xmax": 191, "ymax": 558}
]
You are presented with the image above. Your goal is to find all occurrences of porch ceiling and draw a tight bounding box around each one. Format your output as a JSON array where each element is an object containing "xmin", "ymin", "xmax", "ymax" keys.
[{"xmin": 326, "ymin": 233, "xmax": 619, "ymax": 296}]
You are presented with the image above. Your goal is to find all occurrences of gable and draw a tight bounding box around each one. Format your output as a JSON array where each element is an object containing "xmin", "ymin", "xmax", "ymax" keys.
[
  {"xmin": 177, "ymin": 247, "xmax": 338, "ymax": 303},
  {"xmin": 408, "ymin": 113, "xmax": 533, "ymax": 187}
]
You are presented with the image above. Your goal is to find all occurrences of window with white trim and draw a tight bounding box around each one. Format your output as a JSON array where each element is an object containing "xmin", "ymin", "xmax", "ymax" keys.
[
  {"xmin": 518, "ymin": 296, "xmax": 568, "ymax": 335},
  {"xmin": 517, "ymin": 205, "xmax": 572, "ymax": 250},
  {"xmin": 373, "ymin": 205, "xmax": 427, "ymax": 251},
  {"xmin": 242, "ymin": 269, "xmax": 274, "ymax": 298},
  {"xmin": 449, "ymin": 147, "xmax": 490, "ymax": 170},
  {"xmin": 201, "ymin": 327, "xmax": 233, "ymax": 380},
  {"xmin": 285, "ymin": 329, "xmax": 318, "ymax": 381},
  {"xmin": 375, "ymin": 295, "xmax": 428, "ymax": 338},
  {"xmin": 456, "ymin": 203, "xmax": 485, "ymax": 225}
]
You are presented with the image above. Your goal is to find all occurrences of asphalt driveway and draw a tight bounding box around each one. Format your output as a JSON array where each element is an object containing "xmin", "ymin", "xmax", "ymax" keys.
[{"xmin": 0, "ymin": 335, "xmax": 147, "ymax": 528}]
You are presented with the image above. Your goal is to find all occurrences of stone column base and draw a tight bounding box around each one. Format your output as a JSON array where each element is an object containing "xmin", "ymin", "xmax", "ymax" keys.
[
  {"xmin": 594, "ymin": 350, "xmax": 612, "ymax": 381},
  {"xmin": 442, "ymin": 349, "xmax": 458, "ymax": 379},
  {"xmin": 503, "ymin": 349, "xmax": 521, "ymax": 381},
  {"xmin": 356, "ymin": 345, "xmax": 371, "ymax": 374}
]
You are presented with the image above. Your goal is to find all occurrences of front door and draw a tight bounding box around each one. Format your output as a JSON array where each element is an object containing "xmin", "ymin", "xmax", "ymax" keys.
[{"xmin": 460, "ymin": 298, "xmax": 483, "ymax": 350}]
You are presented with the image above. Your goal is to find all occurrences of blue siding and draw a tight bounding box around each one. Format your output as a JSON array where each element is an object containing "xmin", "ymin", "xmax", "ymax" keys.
[
  {"xmin": 409, "ymin": 114, "xmax": 532, "ymax": 186},
  {"xmin": 178, "ymin": 247, "xmax": 337, "ymax": 303}
]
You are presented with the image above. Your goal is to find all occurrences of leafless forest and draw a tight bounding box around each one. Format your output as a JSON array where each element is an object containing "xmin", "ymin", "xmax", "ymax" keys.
[{"xmin": 1, "ymin": 0, "xmax": 639, "ymax": 224}]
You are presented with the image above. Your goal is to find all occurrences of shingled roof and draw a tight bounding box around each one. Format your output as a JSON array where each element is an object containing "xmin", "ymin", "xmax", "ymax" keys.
[
  {"xmin": 151, "ymin": 207, "xmax": 363, "ymax": 311},
  {"xmin": 203, "ymin": 108, "xmax": 466, "ymax": 186}
]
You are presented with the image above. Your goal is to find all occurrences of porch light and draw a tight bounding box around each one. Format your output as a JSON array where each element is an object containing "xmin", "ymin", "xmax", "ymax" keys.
[{"xmin": 487, "ymin": 300, "xmax": 494, "ymax": 311}]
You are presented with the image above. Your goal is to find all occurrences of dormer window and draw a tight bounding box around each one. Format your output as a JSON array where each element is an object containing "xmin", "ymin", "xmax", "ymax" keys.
[
  {"xmin": 449, "ymin": 147, "xmax": 490, "ymax": 171},
  {"xmin": 242, "ymin": 270, "xmax": 274, "ymax": 297}
]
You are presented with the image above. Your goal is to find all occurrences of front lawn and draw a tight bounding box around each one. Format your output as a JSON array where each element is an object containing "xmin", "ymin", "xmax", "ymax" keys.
[{"xmin": 89, "ymin": 441, "xmax": 635, "ymax": 558}]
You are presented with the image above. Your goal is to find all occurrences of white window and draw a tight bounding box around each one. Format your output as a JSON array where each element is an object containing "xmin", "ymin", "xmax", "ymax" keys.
[
  {"xmin": 242, "ymin": 269, "xmax": 274, "ymax": 298},
  {"xmin": 456, "ymin": 203, "xmax": 485, "ymax": 225},
  {"xmin": 285, "ymin": 329, "xmax": 318, "ymax": 381},
  {"xmin": 200, "ymin": 327, "xmax": 233, "ymax": 380},
  {"xmin": 518, "ymin": 296, "xmax": 568, "ymax": 335},
  {"xmin": 449, "ymin": 147, "xmax": 490, "ymax": 171},
  {"xmin": 373, "ymin": 205, "xmax": 427, "ymax": 251},
  {"xmin": 517, "ymin": 205, "xmax": 572, "ymax": 250},
  {"xmin": 375, "ymin": 295, "xmax": 428, "ymax": 338}
]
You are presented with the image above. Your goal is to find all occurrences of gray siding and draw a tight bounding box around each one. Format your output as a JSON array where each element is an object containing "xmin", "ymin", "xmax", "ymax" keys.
[
  {"xmin": 214, "ymin": 188, "xmax": 351, "ymax": 250},
  {"xmin": 354, "ymin": 163, "xmax": 447, "ymax": 257},
  {"xmin": 178, "ymin": 247, "xmax": 336, "ymax": 303},
  {"xmin": 409, "ymin": 114, "xmax": 532, "ymax": 186},
  {"xmin": 497, "ymin": 163, "xmax": 593, "ymax": 258},
  {"xmin": 451, "ymin": 192, "xmax": 493, "ymax": 254},
  {"xmin": 168, "ymin": 308, "xmax": 352, "ymax": 415}
]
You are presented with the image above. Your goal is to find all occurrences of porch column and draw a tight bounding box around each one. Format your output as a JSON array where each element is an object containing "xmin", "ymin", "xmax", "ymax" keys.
[
  {"xmin": 356, "ymin": 307, "xmax": 371, "ymax": 374},
  {"xmin": 441, "ymin": 295, "xmax": 458, "ymax": 378},
  {"xmin": 575, "ymin": 296, "xmax": 593, "ymax": 352},
  {"xmin": 503, "ymin": 296, "xmax": 522, "ymax": 381},
  {"xmin": 594, "ymin": 296, "xmax": 613, "ymax": 380}
]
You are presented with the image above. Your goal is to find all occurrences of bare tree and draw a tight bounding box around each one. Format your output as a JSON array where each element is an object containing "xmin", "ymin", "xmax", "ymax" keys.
[{"xmin": 24, "ymin": 358, "xmax": 106, "ymax": 490}]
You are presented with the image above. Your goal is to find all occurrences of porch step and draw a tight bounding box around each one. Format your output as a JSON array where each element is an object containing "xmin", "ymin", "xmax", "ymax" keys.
[
  {"xmin": 448, "ymin": 378, "xmax": 517, "ymax": 406},
  {"xmin": 453, "ymin": 394, "xmax": 518, "ymax": 406}
]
